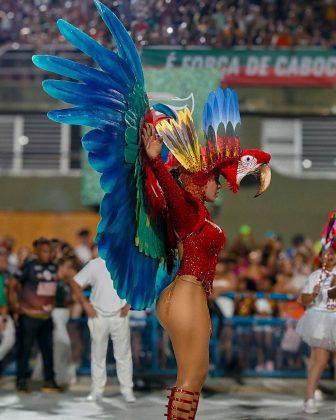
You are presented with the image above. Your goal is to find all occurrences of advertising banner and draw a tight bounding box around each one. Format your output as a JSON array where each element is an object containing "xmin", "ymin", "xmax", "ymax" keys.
[{"xmin": 142, "ymin": 48, "xmax": 336, "ymax": 86}]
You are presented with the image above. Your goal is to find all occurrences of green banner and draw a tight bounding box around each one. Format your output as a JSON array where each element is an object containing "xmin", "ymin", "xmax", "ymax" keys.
[{"xmin": 142, "ymin": 48, "xmax": 336, "ymax": 85}]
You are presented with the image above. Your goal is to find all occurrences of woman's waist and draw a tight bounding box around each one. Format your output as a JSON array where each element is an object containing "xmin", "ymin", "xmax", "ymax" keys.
[
  {"xmin": 176, "ymin": 267, "xmax": 215, "ymax": 296},
  {"xmin": 177, "ymin": 260, "xmax": 217, "ymax": 279},
  {"xmin": 173, "ymin": 275, "xmax": 209, "ymax": 298}
]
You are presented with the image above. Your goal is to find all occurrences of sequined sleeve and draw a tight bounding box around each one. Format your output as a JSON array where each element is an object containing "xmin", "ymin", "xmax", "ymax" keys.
[{"xmin": 149, "ymin": 155, "xmax": 197, "ymax": 238}]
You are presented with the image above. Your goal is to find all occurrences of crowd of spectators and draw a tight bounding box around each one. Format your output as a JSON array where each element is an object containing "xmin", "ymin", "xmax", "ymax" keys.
[
  {"xmin": 209, "ymin": 227, "xmax": 319, "ymax": 373},
  {"xmin": 0, "ymin": 226, "xmax": 325, "ymax": 378},
  {"xmin": 0, "ymin": 0, "xmax": 336, "ymax": 49}
]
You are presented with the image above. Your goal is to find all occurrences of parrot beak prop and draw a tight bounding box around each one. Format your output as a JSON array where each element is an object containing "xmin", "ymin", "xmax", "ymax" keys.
[
  {"xmin": 254, "ymin": 163, "xmax": 272, "ymax": 197},
  {"xmin": 235, "ymin": 149, "xmax": 271, "ymax": 197}
]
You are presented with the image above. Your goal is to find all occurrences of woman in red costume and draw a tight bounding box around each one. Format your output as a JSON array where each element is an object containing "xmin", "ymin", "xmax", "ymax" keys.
[
  {"xmin": 32, "ymin": 2, "xmax": 271, "ymax": 417},
  {"xmin": 142, "ymin": 110, "xmax": 271, "ymax": 419}
]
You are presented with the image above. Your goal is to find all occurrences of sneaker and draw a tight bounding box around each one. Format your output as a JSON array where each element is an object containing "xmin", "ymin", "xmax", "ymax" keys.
[
  {"xmin": 122, "ymin": 390, "xmax": 136, "ymax": 403},
  {"xmin": 303, "ymin": 398, "xmax": 318, "ymax": 414},
  {"xmin": 314, "ymin": 389, "xmax": 324, "ymax": 401},
  {"xmin": 86, "ymin": 393, "xmax": 103, "ymax": 402},
  {"xmin": 16, "ymin": 380, "xmax": 31, "ymax": 394},
  {"xmin": 41, "ymin": 380, "xmax": 63, "ymax": 393}
]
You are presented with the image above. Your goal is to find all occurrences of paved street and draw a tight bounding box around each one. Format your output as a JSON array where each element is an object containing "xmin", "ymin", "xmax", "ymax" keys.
[{"xmin": 0, "ymin": 377, "xmax": 336, "ymax": 419}]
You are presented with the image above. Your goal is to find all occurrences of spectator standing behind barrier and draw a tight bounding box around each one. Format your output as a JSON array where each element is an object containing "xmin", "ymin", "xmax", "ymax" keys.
[
  {"xmin": 0, "ymin": 250, "xmax": 15, "ymax": 370},
  {"xmin": 32, "ymin": 255, "xmax": 81, "ymax": 386},
  {"xmin": 210, "ymin": 256, "xmax": 241, "ymax": 380},
  {"xmin": 8, "ymin": 238, "xmax": 61, "ymax": 393},
  {"xmin": 0, "ymin": 235, "xmax": 18, "ymax": 271},
  {"xmin": 75, "ymin": 229, "xmax": 93, "ymax": 264},
  {"xmin": 69, "ymin": 257, "xmax": 136, "ymax": 403},
  {"xmin": 254, "ymin": 277, "xmax": 277, "ymax": 372},
  {"xmin": 296, "ymin": 245, "xmax": 336, "ymax": 414},
  {"xmin": 54, "ymin": 255, "xmax": 81, "ymax": 385},
  {"xmin": 234, "ymin": 276, "xmax": 256, "ymax": 370}
]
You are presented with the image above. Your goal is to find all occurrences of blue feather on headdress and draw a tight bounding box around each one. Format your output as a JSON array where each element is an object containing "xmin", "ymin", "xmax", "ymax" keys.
[{"xmin": 202, "ymin": 87, "xmax": 241, "ymax": 137}]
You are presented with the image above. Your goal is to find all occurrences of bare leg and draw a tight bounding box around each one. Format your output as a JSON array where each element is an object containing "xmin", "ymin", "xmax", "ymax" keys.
[
  {"xmin": 306, "ymin": 347, "xmax": 329, "ymax": 400},
  {"xmin": 156, "ymin": 276, "xmax": 210, "ymax": 418},
  {"xmin": 332, "ymin": 352, "xmax": 336, "ymax": 381}
]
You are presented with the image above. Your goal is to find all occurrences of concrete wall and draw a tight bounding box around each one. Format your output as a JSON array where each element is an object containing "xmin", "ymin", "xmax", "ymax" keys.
[
  {"xmin": 216, "ymin": 116, "xmax": 336, "ymax": 246},
  {"xmin": 0, "ymin": 211, "xmax": 99, "ymax": 249},
  {"xmin": 1, "ymin": 176, "xmax": 85, "ymax": 211}
]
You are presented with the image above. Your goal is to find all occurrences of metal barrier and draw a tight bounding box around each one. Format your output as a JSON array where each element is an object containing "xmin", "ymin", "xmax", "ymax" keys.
[
  {"xmin": 2, "ymin": 293, "xmax": 333, "ymax": 379},
  {"xmin": 70, "ymin": 293, "xmax": 315, "ymax": 378}
]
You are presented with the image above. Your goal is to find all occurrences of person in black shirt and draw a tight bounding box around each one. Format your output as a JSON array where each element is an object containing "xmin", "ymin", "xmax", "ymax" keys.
[
  {"xmin": 8, "ymin": 238, "xmax": 61, "ymax": 393},
  {"xmin": 33, "ymin": 254, "xmax": 81, "ymax": 386}
]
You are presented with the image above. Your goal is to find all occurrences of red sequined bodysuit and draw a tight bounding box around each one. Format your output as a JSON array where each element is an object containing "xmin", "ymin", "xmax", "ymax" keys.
[{"xmin": 150, "ymin": 156, "xmax": 226, "ymax": 295}]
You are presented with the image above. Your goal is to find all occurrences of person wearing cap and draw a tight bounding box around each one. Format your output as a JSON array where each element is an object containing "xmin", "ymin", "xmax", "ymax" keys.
[{"xmin": 8, "ymin": 238, "xmax": 61, "ymax": 393}]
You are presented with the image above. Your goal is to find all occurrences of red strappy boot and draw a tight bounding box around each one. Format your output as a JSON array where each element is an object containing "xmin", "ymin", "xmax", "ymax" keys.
[
  {"xmin": 189, "ymin": 391, "xmax": 200, "ymax": 419},
  {"xmin": 165, "ymin": 387, "xmax": 195, "ymax": 419}
]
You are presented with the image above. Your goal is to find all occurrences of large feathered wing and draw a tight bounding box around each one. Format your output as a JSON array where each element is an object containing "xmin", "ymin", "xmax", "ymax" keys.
[{"xmin": 32, "ymin": 0, "xmax": 171, "ymax": 309}]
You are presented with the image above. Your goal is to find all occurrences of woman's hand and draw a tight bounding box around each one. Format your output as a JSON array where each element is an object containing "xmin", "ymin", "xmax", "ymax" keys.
[
  {"xmin": 312, "ymin": 283, "xmax": 321, "ymax": 297},
  {"xmin": 141, "ymin": 122, "xmax": 162, "ymax": 160},
  {"xmin": 0, "ymin": 318, "xmax": 6, "ymax": 332}
]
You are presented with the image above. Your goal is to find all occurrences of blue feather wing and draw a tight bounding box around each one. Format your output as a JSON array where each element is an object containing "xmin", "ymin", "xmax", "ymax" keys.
[{"xmin": 33, "ymin": 0, "xmax": 171, "ymax": 309}]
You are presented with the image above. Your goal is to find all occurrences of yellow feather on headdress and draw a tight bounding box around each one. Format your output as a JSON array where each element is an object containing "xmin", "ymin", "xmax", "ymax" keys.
[{"xmin": 156, "ymin": 108, "xmax": 202, "ymax": 173}]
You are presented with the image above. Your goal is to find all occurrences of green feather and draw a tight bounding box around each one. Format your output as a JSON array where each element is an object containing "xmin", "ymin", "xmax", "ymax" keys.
[{"xmin": 123, "ymin": 83, "xmax": 166, "ymax": 260}]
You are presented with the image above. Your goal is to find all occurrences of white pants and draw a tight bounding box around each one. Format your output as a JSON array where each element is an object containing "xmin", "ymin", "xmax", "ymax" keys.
[
  {"xmin": 0, "ymin": 315, "xmax": 15, "ymax": 361},
  {"xmin": 88, "ymin": 315, "xmax": 133, "ymax": 395},
  {"xmin": 52, "ymin": 308, "xmax": 72, "ymax": 384},
  {"xmin": 33, "ymin": 308, "xmax": 73, "ymax": 385}
]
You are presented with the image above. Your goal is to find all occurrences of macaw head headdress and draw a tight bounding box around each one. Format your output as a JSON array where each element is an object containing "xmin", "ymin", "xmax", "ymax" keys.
[
  {"xmin": 321, "ymin": 210, "xmax": 336, "ymax": 252},
  {"xmin": 156, "ymin": 87, "xmax": 271, "ymax": 197}
]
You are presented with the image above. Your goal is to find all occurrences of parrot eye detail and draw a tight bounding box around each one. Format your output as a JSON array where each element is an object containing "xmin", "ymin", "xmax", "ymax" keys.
[{"xmin": 241, "ymin": 155, "xmax": 254, "ymax": 163}]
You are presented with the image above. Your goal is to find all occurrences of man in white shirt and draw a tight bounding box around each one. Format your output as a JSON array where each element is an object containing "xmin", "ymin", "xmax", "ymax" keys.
[{"xmin": 70, "ymin": 257, "xmax": 136, "ymax": 403}]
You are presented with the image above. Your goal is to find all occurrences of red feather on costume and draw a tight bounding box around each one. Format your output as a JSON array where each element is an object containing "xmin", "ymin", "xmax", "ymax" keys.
[
  {"xmin": 144, "ymin": 108, "xmax": 172, "ymax": 126},
  {"xmin": 321, "ymin": 210, "xmax": 336, "ymax": 251}
]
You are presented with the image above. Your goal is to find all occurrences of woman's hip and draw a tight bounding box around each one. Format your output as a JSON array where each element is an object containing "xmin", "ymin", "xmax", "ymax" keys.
[{"xmin": 156, "ymin": 275, "xmax": 209, "ymax": 330}]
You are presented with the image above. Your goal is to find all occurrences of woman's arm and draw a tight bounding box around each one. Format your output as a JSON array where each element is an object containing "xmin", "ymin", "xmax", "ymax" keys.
[
  {"xmin": 298, "ymin": 283, "xmax": 320, "ymax": 306},
  {"xmin": 8, "ymin": 277, "xmax": 21, "ymax": 314},
  {"xmin": 0, "ymin": 304, "xmax": 8, "ymax": 332},
  {"xmin": 142, "ymin": 123, "xmax": 197, "ymax": 237},
  {"xmin": 327, "ymin": 287, "xmax": 336, "ymax": 299},
  {"xmin": 299, "ymin": 293, "xmax": 315, "ymax": 306}
]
